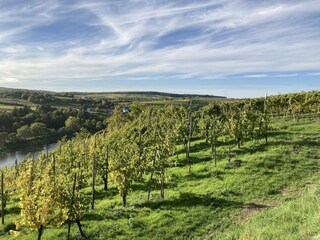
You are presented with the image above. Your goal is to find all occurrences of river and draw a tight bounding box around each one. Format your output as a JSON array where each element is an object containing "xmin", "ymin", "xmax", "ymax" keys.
[{"xmin": 0, "ymin": 143, "xmax": 58, "ymax": 169}]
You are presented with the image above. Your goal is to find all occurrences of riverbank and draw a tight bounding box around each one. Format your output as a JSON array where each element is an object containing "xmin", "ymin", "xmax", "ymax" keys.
[
  {"xmin": 0, "ymin": 135, "xmax": 64, "ymax": 169},
  {"xmin": 3, "ymin": 132, "xmax": 67, "ymax": 152},
  {"xmin": 0, "ymin": 142, "xmax": 58, "ymax": 169}
]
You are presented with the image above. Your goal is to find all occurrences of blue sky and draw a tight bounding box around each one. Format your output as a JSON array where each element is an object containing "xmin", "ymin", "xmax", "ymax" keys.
[{"xmin": 0, "ymin": 0, "xmax": 319, "ymax": 98}]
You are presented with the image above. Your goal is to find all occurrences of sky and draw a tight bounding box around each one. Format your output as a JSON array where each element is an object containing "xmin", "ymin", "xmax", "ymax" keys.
[{"xmin": 0, "ymin": 0, "xmax": 320, "ymax": 98}]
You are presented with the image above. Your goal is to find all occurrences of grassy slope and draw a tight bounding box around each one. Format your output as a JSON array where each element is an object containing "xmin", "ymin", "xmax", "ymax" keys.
[
  {"xmin": 75, "ymin": 91, "xmax": 225, "ymax": 99},
  {"xmin": 236, "ymin": 183, "xmax": 320, "ymax": 240},
  {"xmin": 0, "ymin": 98, "xmax": 36, "ymax": 112},
  {"xmin": 1, "ymin": 116, "xmax": 320, "ymax": 239},
  {"xmin": 0, "ymin": 104, "xmax": 18, "ymax": 111},
  {"xmin": 76, "ymin": 92, "xmax": 230, "ymax": 106},
  {"xmin": 141, "ymin": 98, "xmax": 235, "ymax": 106}
]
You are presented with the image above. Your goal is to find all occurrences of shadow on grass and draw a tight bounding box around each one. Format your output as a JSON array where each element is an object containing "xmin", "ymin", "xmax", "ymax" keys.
[
  {"xmin": 84, "ymin": 212, "xmax": 106, "ymax": 221},
  {"xmin": 92, "ymin": 187, "xmax": 118, "ymax": 201},
  {"xmin": 238, "ymin": 137, "xmax": 319, "ymax": 156},
  {"xmin": 267, "ymin": 130, "xmax": 291, "ymax": 138},
  {"xmin": 131, "ymin": 182, "xmax": 153, "ymax": 192},
  {"xmin": 138, "ymin": 192, "xmax": 243, "ymax": 210},
  {"xmin": 84, "ymin": 208, "xmax": 138, "ymax": 222},
  {"xmin": 176, "ymin": 134, "xmax": 304, "ymax": 168},
  {"xmin": 243, "ymin": 202, "xmax": 272, "ymax": 209},
  {"xmin": 5, "ymin": 206, "xmax": 20, "ymax": 215},
  {"xmin": 175, "ymin": 140, "xmax": 210, "ymax": 156},
  {"xmin": 179, "ymin": 170, "xmax": 226, "ymax": 182},
  {"xmin": 183, "ymin": 172, "xmax": 213, "ymax": 181},
  {"xmin": 2, "ymin": 222, "xmax": 17, "ymax": 234},
  {"xmin": 175, "ymin": 155, "xmax": 213, "ymax": 167}
]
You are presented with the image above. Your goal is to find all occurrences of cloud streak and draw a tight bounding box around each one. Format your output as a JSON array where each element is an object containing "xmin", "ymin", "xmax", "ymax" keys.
[
  {"xmin": 0, "ymin": 0, "xmax": 319, "ymax": 96},
  {"xmin": 244, "ymin": 73, "xmax": 299, "ymax": 78},
  {"xmin": 0, "ymin": 77, "xmax": 20, "ymax": 83}
]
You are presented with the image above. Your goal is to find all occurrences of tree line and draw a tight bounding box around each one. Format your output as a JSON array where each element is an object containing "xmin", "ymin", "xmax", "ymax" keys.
[{"xmin": 0, "ymin": 105, "xmax": 105, "ymax": 148}]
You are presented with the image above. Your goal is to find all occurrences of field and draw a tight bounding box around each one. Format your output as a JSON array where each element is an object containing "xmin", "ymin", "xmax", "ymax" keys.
[
  {"xmin": 1, "ymin": 115, "xmax": 319, "ymax": 239},
  {"xmin": 0, "ymin": 104, "xmax": 17, "ymax": 112},
  {"xmin": 75, "ymin": 91, "xmax": 230, "ymax": 107},
  {"xmin": 0, "ymin": 88, "xmax": 229, "ymax": 111},
  {"xmin": 0, "ymin": 97, "xmax": 82, "ymax": 111},
  {"xmin": 0, "ymin": 98, "xmax": 35, "ymax": 112},
  {"xmin": 75, "ymin": 91, "xmax": 226, "ymax": 100},
  {"xmin": 140, "ymin": 97, "xmax": 234, "ymax": 106}
]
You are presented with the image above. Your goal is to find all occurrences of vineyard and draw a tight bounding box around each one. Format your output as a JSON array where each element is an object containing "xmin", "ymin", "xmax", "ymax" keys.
[{"xmin": 0, "ymin": 90, "xmax": 319, "ymax": 240}]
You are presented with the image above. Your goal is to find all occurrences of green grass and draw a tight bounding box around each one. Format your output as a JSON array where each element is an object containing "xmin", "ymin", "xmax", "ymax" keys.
[
  {"xmin": 1, "ymin": 116, "xmax": 320, "ymax": 239},
  {"xmin": 0, "ymin": 98, "xmax": 37, "ymax": 112},
  {"xmin": 0, "ymin": 104, "xmax": 17, "ymax": 111},
  {"xmin": 0, "ymin": 96, "xmax": 80, "ymax": 111},
  {"xmin": 77, "ymin": 93, "xmax": 167, "ymax": 99},
  {"xmin": 76, "ymin": 92, "xmax": 230, "ymax": 106},
  {"xmin": 141, "ymin": 97, "xmax": 236, "ymax": 106},
  {"xmin": 237, "ymin": 183, "xmax": 320, "ymax": 240}
]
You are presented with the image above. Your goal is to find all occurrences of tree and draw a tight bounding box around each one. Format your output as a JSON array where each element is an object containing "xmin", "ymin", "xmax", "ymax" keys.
[
  {"xmin": 228, "ymin": 108, "xmax": 245, "ymax": 148},
  {"xmin": 174, "ymin": 105, "xmax": 193, "ymax": 172},
  {"xmin": 65, "ymin": 116, "xmax": 80, "ymax": 132},
  {"xmin": 151, "ymin": 106, "xmax": 178, "ymax": 199},
  {"xmin": 0, "ymin": 132, "xmax": 8, "ymax": 144},
  {"xmin": 197, "ymin": 103, "xmax": 222, "ymax": 143},
  {"xmin": 55, "ymin": 171, "xmax": 90, "ymax": 239},
  {"xmin": 30, "ymin": 123, "xmax": 49, "ymax": 138},
  {"xmin": 107, "ymin": 127, "xmax": 142, "ymax": 207},
  {"xmin": 16, "ymin": 156, "xmax": 66, "ymax": 240},
  {"xmin": 16, "ymin": 125, "xmax": 31, "ymax": 140},
  {"xmin": 107, "ymin": 107, "xmax": 127, "ymax": 132}
]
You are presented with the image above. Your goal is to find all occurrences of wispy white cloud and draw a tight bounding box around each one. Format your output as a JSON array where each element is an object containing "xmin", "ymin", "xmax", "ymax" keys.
[
  {"xmin": 307, "ymin": 72, "xmax": 320, "ymax": 76},
  {"xmin": 0, "ymin": 0, "xmax": 319, "ymax": 95},
  {"xmin": 0, "ymin": 77, "xmax": 20, "ymax": 83},
  {"xmin": 2, "ymin": 45, "xmax": 26, "ymax": 54},
  {"xmin": 244, "ymin": 74, "xmax": 269, "ymax": 78},
  {"xmin": 244, "ymin": 73, "xmax": 298, "ymax": 78},
  {"xmin": 274, "ymin": 74, "xmax": 298, "ymax": 77}
]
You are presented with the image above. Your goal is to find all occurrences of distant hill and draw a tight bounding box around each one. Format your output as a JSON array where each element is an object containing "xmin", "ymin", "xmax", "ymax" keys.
[
  {"xmin": 0, "ymin": 87, "xmax": 53, "ymax": 94},
  {"xmin": 0, "ymin": 87, "xmax": 226, "ymax": 99},
  {"xmin": 72, "ymin": 91, "xmax": 227, "ymax": 99}
]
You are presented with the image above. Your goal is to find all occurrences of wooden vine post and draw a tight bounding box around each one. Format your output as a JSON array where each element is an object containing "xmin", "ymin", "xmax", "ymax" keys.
[
  {"xmin": 81, "ymin": 140, "xmax": 86, "ymax": 187},
  {"xmin": 160, "ymin": 153, "xmax": 165, "ymax": 199},
  {"xmin": 212, "ymin": 121, "xmax": 217, "ymax": 167},
  {"xmin": 29, "ymin": 154, "xmax": 35, "ymax": 193},
  {"xmin": 15, "ymin": 158, "xmax": 18, "ymax": 177},
  {"xmin": 104, "ymin": 145, "xmax": 109, "ymax": 191},
  {"xmin": 52, "ymin": 153, "xmax": 56, "ymax": 190},
  {"xmin": 45, "ymin": 145, "xmax": 48, "ymax": 160},
  {"xmin": 67, "ymin": 173, "xmax": 77, "ymax": 240},
  {"xmin": 187, "ymin": 99, "xmax": 193, "ymax": 172},
  {"xmin": 147, "ymin": 147, "xmax": 157, "ymax": 202},
  {"xmin": 92, "ymin": 136, "xmax": 96, "ymax": 210},
  {"xmin": 160, "ymin": 165, "xmax": 165, "ymax": 199},
  {"xmin": 264, "ymin": 93, "xmax": 268, "ymax": 144},
  {"xmin": 1, "ymin": 172, "xmax": 4, "ymax": 225}
]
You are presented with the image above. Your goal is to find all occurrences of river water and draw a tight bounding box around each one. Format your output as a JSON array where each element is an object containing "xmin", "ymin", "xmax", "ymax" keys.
[{"xmin": 0, "ymin": 143, "xmax": 58, "ymax": 169}]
